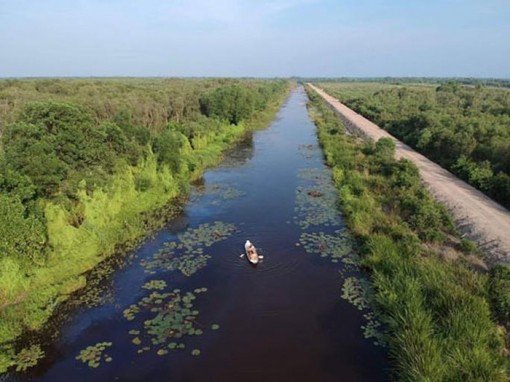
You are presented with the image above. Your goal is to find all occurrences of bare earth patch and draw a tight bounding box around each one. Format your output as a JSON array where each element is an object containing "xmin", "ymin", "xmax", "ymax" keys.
[{"xmin": 309, "ymin": 84, "xmax": 510, "ymax": 266}]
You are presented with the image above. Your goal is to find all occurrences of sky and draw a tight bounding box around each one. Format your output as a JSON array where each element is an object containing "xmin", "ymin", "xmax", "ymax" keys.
[{"xmin": 0, "ymin": 0, "xmax": 509, "ymax": 78}]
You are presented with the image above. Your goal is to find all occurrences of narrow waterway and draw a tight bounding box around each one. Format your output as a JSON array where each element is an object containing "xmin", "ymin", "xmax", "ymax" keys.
[{"xmin": 15, "ymin": 87, "xmax": 387, "ymax": 382}]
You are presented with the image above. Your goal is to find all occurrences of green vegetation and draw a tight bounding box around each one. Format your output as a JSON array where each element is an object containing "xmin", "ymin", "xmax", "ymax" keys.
[
  {"xmin": 0, "ymin": 78, "xmax": 289, "ymax": 373},
  {"xmin": 294, "ymin": 168, "xmax": 342, "ymax": 229},
  {"xmin": 318, "ymin": 81, "xmax": 510, "ymax": 208},
  {"xmin": 306, "ymin": 86, "xmax": 509, "ymax": 381},
  {"xmin": 141, "ymin": 221, "xmax": 238, "ymax": 276},
  {"xmin": 75, "ymin": 342, "xmax": 113, "ymax": 368},
  {"xmin": 300, "ymin": 77, "xmax": 510, "ymax": 88},
  {"xmin": 123, "ymin": 286, "xmax": 209, "ymax": 356}
]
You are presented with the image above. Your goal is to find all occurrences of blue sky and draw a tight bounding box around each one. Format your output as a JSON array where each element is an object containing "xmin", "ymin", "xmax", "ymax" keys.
[{"xmin": 0, "ymin": 0, "xmax": 509, "ymax": 77}]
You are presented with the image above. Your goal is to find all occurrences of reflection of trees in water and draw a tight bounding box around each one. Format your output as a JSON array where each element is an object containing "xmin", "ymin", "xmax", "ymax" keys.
[
  {"xmin": 220, "ymin": 135, "xmax": 254, "ymax": 169},
  {"xmin": 189, "ymin": 136, "xmax": 252, "ymax": 203}
]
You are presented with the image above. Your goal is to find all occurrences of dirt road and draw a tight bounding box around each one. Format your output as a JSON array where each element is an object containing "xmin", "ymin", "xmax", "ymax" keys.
[{"xmin": 308, "ymin": 84, "xmax": 510, "ymax": 265}]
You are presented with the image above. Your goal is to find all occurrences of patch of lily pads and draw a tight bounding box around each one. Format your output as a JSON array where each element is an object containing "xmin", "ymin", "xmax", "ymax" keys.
[
  {"xmin": 341, "ymin": 276, "xmax": 386, "ymax": 346},
  {"xmin": 298, "ymin": 144, "xmax": 319, "ymax": 160},
  {"xmin": 143, "ymin": 280, "xmax": 167, "ymax": 290},
  {"xmin": 177, "ymin": 221, "xmax": 237, "ymax": 251},
  {"xmin": 76, "ymin": 342, "xmax": 113, "ymax": 368},
  {"xmin": 191, "ymin": 183, "xmax": 246, "ymax": 204},
  {"xmin": 123, "ymin": 284, "xmax": 216, "ymax": 357},
  {"xmin": 298, "ymin": 230, "xmax": 358, "ymax": 266},
  {"xmin": 294, "ymin": 168, "xmax": 342, "ymax": 229},
  {"xmin": 12, "ymin": 345, "xmax": 44, "ymax": 372},
  {"xmin": 141, "ymin": 221, "xmax": 237, "ymax": 276}
]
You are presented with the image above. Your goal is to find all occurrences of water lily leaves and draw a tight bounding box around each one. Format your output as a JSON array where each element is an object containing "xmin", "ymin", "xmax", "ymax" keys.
[
  {"xmin": 142, "ymin": 222, "xmax": 237, "ymax": 277},
  {"xmin": 143, "ymin": 280, "xmax": 167, "ymax": 290},
  {"xmin": 191, "ymin": 349, "xmax": 201, "ymax": 356},
  {"xmin": 191, "ymin": 183, "xmax": 246, "ymax": 203},
  {"xmin": 76, "ymin": 342, "xmax": 113, "ymax": 368},
  {"xmin": 211, "ymin": 324, "xmax": 220, "ymax": 330},
  {"xmin": 221, "ymin": 186, "xmax": 246, "ymax": 200},
  {"xmin": 124, "ymin": 286, "xmax": 217, "ymax": 357},
  {"xmin": 341, "ymin": 276, "xmax": 386, "ymax": 346},
  {"xmin": 123, "ymin": 305, "xmax": 140, "ymax": 321},
  {"xmin": 13, "ymin": 345, "xmax": 44, "ymax": 372},
  {"xmin": 341, "ymin": 277, "xmax": 372, "ymax": 311},
  {"xmin": 177, "ymin": 222, "xmax": 238, "ymax": 251},
  {"xmin": 298, "ymin": 144, "xmax": 318, "ymax": 160},
  {"xmin": 294, "ymin": 169, "xmax": 342, "ymax": 229},
  {"xmin": 298, "ymin": 230, "xmax": 357, "ymax": 267}
]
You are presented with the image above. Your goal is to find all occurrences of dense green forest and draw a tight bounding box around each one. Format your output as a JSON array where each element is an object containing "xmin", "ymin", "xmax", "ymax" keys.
[
  {"xmin": 0, "ymin": 78, "xmax": 289, "ymax": 372},
  {"xmin": 306, "ymin": 86, "xmax": 510, "ymax": 381},
  {"xmin": 317, "ymin": 81, "xmax": 510, "ymax": 207}
]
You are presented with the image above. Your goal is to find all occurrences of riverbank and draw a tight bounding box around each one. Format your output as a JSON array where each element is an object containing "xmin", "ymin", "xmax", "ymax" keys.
[
  {"xmin": 0, "ymin": 81, "xmax": 291, "ymax": 373},
  {"xmin": 305, "ymin": 86, "xmax": 509, "ymax": 381}
]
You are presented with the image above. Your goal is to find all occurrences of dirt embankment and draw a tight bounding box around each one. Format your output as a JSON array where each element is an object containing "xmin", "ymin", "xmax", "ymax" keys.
[{"xmin": 308, "ymin": 84, "xmax": 510, "ymax": 265}]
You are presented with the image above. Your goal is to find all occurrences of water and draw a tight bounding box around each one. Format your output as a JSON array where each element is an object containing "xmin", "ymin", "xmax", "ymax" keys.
[{"xmin": 14, "ymin": 87, "xmax": 388, "ymax": 381}]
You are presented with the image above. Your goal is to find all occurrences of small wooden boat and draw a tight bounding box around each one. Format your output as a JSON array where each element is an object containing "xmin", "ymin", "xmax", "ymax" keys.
[{"xmin": 244, "ymin": 240, "xmax": 259, "ymax": 265}]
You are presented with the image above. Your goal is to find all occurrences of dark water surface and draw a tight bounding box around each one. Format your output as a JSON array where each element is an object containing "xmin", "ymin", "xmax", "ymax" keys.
[{"xmin": 16, "ymin": 87, "xmax": 387, "ymax": 382}]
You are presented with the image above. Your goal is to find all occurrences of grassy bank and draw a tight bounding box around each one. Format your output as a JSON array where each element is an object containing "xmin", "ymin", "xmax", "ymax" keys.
[
  {"xmin": 0, "ymin": 79, "xmax": 291, "ymax": 372},
  {"xmin": 306, "ymin": 86, "xmax": 509, "ymax": 381}
]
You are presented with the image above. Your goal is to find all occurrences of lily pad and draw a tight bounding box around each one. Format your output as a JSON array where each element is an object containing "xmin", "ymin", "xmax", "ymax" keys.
[
  {"xmin": 294, "ymin": 168, "xmax": 342, "ymax": 229},
  {"xmin": 141, "ymin": 222, "xmax": 237, "ymax": 276},
  {"xmin": 124, "ymin": 286, "xmax": 217, "ymax": 356},
  {"xmin": 76, "ymin": 342, "xmax": 113, "ymax": 368},
  {"xmin": 298, "ymin": 230, "xmax": 358, "ymax": 266},
  {"xmin": 13, "ymin": 345, "xmax": 44, "ymax": 372}
]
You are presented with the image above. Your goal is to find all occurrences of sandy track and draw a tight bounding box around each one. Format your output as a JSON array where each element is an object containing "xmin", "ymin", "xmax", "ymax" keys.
[{"xmin": 309, "ymin": 84, "xmax": 510, "ymax": 265}]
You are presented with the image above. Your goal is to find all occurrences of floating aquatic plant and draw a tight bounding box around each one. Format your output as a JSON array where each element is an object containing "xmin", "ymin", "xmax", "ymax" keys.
[
  {"xmin": 362, "ymin": 312, "xmax": 386, "ymax": 347},
  {"xmin": 341, "ymin": 276, "xmax": 386, "ymax": 346},
  {"xmin": 298, "ymin": 144, "xmax": 318, "ymax": 160},
  {"xmin": 191, "ymin": 183, "xmax": 245, "ymax": 203},
  {"xmin": 220, "ymin": 186, "xmax": 246, "ymax": 200},
  {"xmin": 145, "ymin": 253, "xmax": 212, "ymax": 277},
  {"xmin": 76, "ymin": 342, "xmax": 113, "ymax": 368},
  {"xmin": 298, "ymin": 230, "xmax": 357, "ymax": 266},
  {"xmin": 177, "ymin": 222, "xmax": 237, "ymax": 251},
  {"xmin": 141, "ymin": 222, "xmax": 237, "ymax": 277},
  {"xmin": 13, "ymin": 345, "xmax": 44, "ymax": 372},
  {"xmin": 341, "ymin": 277, "xmax": 372, "ymax": 310},
  {"xmin": 294, "ymin": 168, "xmax": 342, "ymax": 229},
  {"xmin": 124, "ymin": 287, "xmax": 212, "ymax": 355},
  {"xmin": 143, "ymin": 280, "xmax": 167, "ymax": 290}
]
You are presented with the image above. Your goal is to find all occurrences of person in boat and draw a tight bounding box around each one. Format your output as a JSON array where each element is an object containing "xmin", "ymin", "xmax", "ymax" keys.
[{"xmin": 247, "ymin": 243, "xmax": 257, "ymax": 259}]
